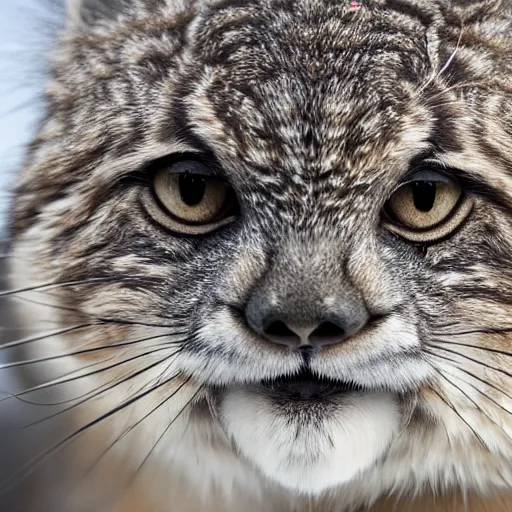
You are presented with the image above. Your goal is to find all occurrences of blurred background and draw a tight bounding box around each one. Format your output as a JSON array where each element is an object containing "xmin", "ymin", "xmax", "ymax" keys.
[
  {"xmin": 0, "ymin": 7, "xmax": 65, "ymax": 501},
  {"xmin": 0, "ymin": 1, "xmax": 61, "ymax": 232},
  {"xmin": 0, "ymin": 0, "xmax": 63, "ymax": 430}
]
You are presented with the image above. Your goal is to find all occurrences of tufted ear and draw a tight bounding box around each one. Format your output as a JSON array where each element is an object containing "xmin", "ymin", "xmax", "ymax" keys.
[{"xmin": 66, "ymin": 0, "xmax": 132, "ymax": 30}]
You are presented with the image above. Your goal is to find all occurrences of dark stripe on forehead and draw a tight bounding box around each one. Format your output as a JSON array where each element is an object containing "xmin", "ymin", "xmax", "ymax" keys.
[
  {"xmin": 440, "ymin": 0, "xmax": 502, "ymax": 26},
  {"xmin": 472, "ymin": 118, "xmax": 512, "ymax": 174},
  {"xmin": 440, "ymin": 164, "xmax": 512, "ymax": 217},
  {"xmin": 472, "ymin": 137, "xmax": 512, "ymax": 215},
  {"xmin": 158, "ymin": 75, "xmax": 211, "ymax": 155},
  {"xmin": 212, "ymin": 0, "xmax": 261, "ymax": 11},
  {"xmin": 427, "ymin": 104, "xmax": 464, "ymax": 155},
  {"xmin": 384, "ymin": 0, "xmax": 438, "ymax": 26}
]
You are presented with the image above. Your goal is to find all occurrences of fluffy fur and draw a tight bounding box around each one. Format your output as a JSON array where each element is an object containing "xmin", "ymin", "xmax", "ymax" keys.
[{"xmin": 2, "ymin": 0, "xmax": 512, "ymax": 510}]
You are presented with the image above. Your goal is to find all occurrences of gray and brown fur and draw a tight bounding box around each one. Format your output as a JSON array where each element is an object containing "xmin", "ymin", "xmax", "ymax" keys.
[{"xmin": 3, "ymin": 0, "xmax": 512, "ymax": 510}]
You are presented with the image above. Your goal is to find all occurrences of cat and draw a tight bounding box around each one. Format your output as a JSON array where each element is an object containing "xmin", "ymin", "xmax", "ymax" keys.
[{"xmin": 2, "ymin": 0, "xmax": 512, "ymax": 510}]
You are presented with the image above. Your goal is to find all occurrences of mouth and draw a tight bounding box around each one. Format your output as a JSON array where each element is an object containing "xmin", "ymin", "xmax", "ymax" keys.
[
  {"xmin": 258, "ymin": 368, "xmax": 364, "ymax": 400},
  {"xmin": 218, "ymin": 367, "xmax": 401, "ymax": 494}
]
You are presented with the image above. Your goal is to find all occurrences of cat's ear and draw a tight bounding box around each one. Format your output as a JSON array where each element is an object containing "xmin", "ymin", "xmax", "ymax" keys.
[{"xmin": 66, "ymin": 0, "xmax": 129, "ymax": 30}]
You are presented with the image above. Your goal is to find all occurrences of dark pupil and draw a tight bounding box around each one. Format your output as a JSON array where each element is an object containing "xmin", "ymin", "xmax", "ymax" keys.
[
  {"xmin": 412, "ymin": 181, "xmax": 437, "ymax": 212},
  {"xmin": 179, "ymin": 174, "xmax": 206, "ymax": 206}
]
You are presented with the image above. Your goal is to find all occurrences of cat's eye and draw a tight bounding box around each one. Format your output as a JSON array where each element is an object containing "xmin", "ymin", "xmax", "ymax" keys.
[
  {"xmin": 141, "ymin": 159, "xmax": 237, "ymax": 235},
  {"xmin": 383, "ymin": 169, "xmax": 474, "ymax": 243}
]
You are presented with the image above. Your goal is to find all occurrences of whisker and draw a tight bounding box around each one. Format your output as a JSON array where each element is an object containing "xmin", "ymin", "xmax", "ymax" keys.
[
  {"xmin": 426, "ymin": 344, "xmax": 512, "ymax": 378},
  {"xmin": 0, "ymin": 277, "xmax": 133, "ymax": 298},
  {"xmin": 430, "ymin": 339, "xmax": 512, "ymax": 357},
  {"xmin": 425, "ymin": 349, "xmax": 512, "ymax": 401},
  {"xmin": 432, "ymin": 372, "xmax": 511, "ymax": 451},
  {"xmin": 2, "ymin": 346, "xmax": 183, "ymax": 407},
  {"xmin": 0, "ymin": 368, "xmax": 184, "ymax": 494},
  {"xmin": 0, "ymin": 323, "xmax": 65, "ymax": 332},
  {"xmin": 431, "ymin": 321, "xmax": 461, "ymax": 330},
  {"xmin": 441, "ymin": 367, "xmax": 512, "ymax": 417},
  {"xmin": 418, "ymin": 80, "xmax": 485, "ymax": 102},
  {"xmin": 7, "ymin": 294, "xmax": 189, "ymax": 330},
  {"xmin": 1, "ymin": 331, "xmax": 187, "ymax": 369},
  {"xmin": 441, "ymin": 28, "xmax": 463, "ymax": 70},
  {"xmin": 80, "ymin": 375, "xmax": 193, "ymax": 487},
  {"xmin": 0, "ymin": 346, "xmax": 185, "ymax": 405},
  {"xmin": 433, "ymin": 327, "xmax": 512, "ymax": 337},
  {"xmin": 115, "ymin": 382, "xmax": 204, "ymax": 506},
  {"xmin": 23, "ymin": 349, "xmax": 183, "ymax": 427},
  {"xmin": 429, "ymin": 385, "xmax": 489, "ymax": 451},
  {"xmin": 415, "ymin": 27, "xmax": 464, "ymax": 96},
  {"xmin": 0, "ymin": 324, "xmax": 92, "ymax": 350},
  {"xmin": 436, "ymin": 372, "xmax": 510, "ymax": 438}
]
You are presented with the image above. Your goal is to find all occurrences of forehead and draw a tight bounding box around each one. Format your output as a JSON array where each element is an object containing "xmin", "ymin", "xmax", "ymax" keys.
[{"xmin": 184, "ymin": 0, "xmax": 434, "ymax": 186}]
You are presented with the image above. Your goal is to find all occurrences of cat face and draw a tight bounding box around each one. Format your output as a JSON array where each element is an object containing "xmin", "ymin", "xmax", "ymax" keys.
[{"xmin": 8, "ymin": 0, "xmax": 512, "ymax": 505}]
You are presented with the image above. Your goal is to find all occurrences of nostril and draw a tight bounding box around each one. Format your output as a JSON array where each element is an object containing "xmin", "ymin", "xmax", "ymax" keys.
[
  {"xmin": 309, "ymin": 321, "xmax": 345, "ymax": 346},
  {"xmin": 263, "ymin": 320, "xmax": 301, "ymax": 346},
  {"xmin": 264, "ymin": 320, "xmax": 298, "ymax": 338}
]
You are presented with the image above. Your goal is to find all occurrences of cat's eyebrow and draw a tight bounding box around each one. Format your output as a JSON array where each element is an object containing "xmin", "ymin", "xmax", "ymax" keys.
[
  {"xmin": 85, "ymin": 140, "xmax": 219, "ymax": 190},
  {"xmin": 397, "ymin": 150, "xmax": 512, "ymax": 215},
  {"xmin": 143, "ymin": 152, "xmax": 221, "ymax": 176},
  {"xmin": 429, "ymin": 154, "xmax": 512, "ymax": 215}
]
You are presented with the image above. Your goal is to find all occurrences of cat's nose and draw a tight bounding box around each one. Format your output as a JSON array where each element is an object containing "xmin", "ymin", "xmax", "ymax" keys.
[{"xmin": 245, "ymin": 291, "xmax": 369, "ymax": 350}]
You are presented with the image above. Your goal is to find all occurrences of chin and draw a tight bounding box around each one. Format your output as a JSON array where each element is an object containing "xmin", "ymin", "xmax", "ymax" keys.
[{"xmin": 217, "ymin": 370, "xmax": 401, "ymax": 495}]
